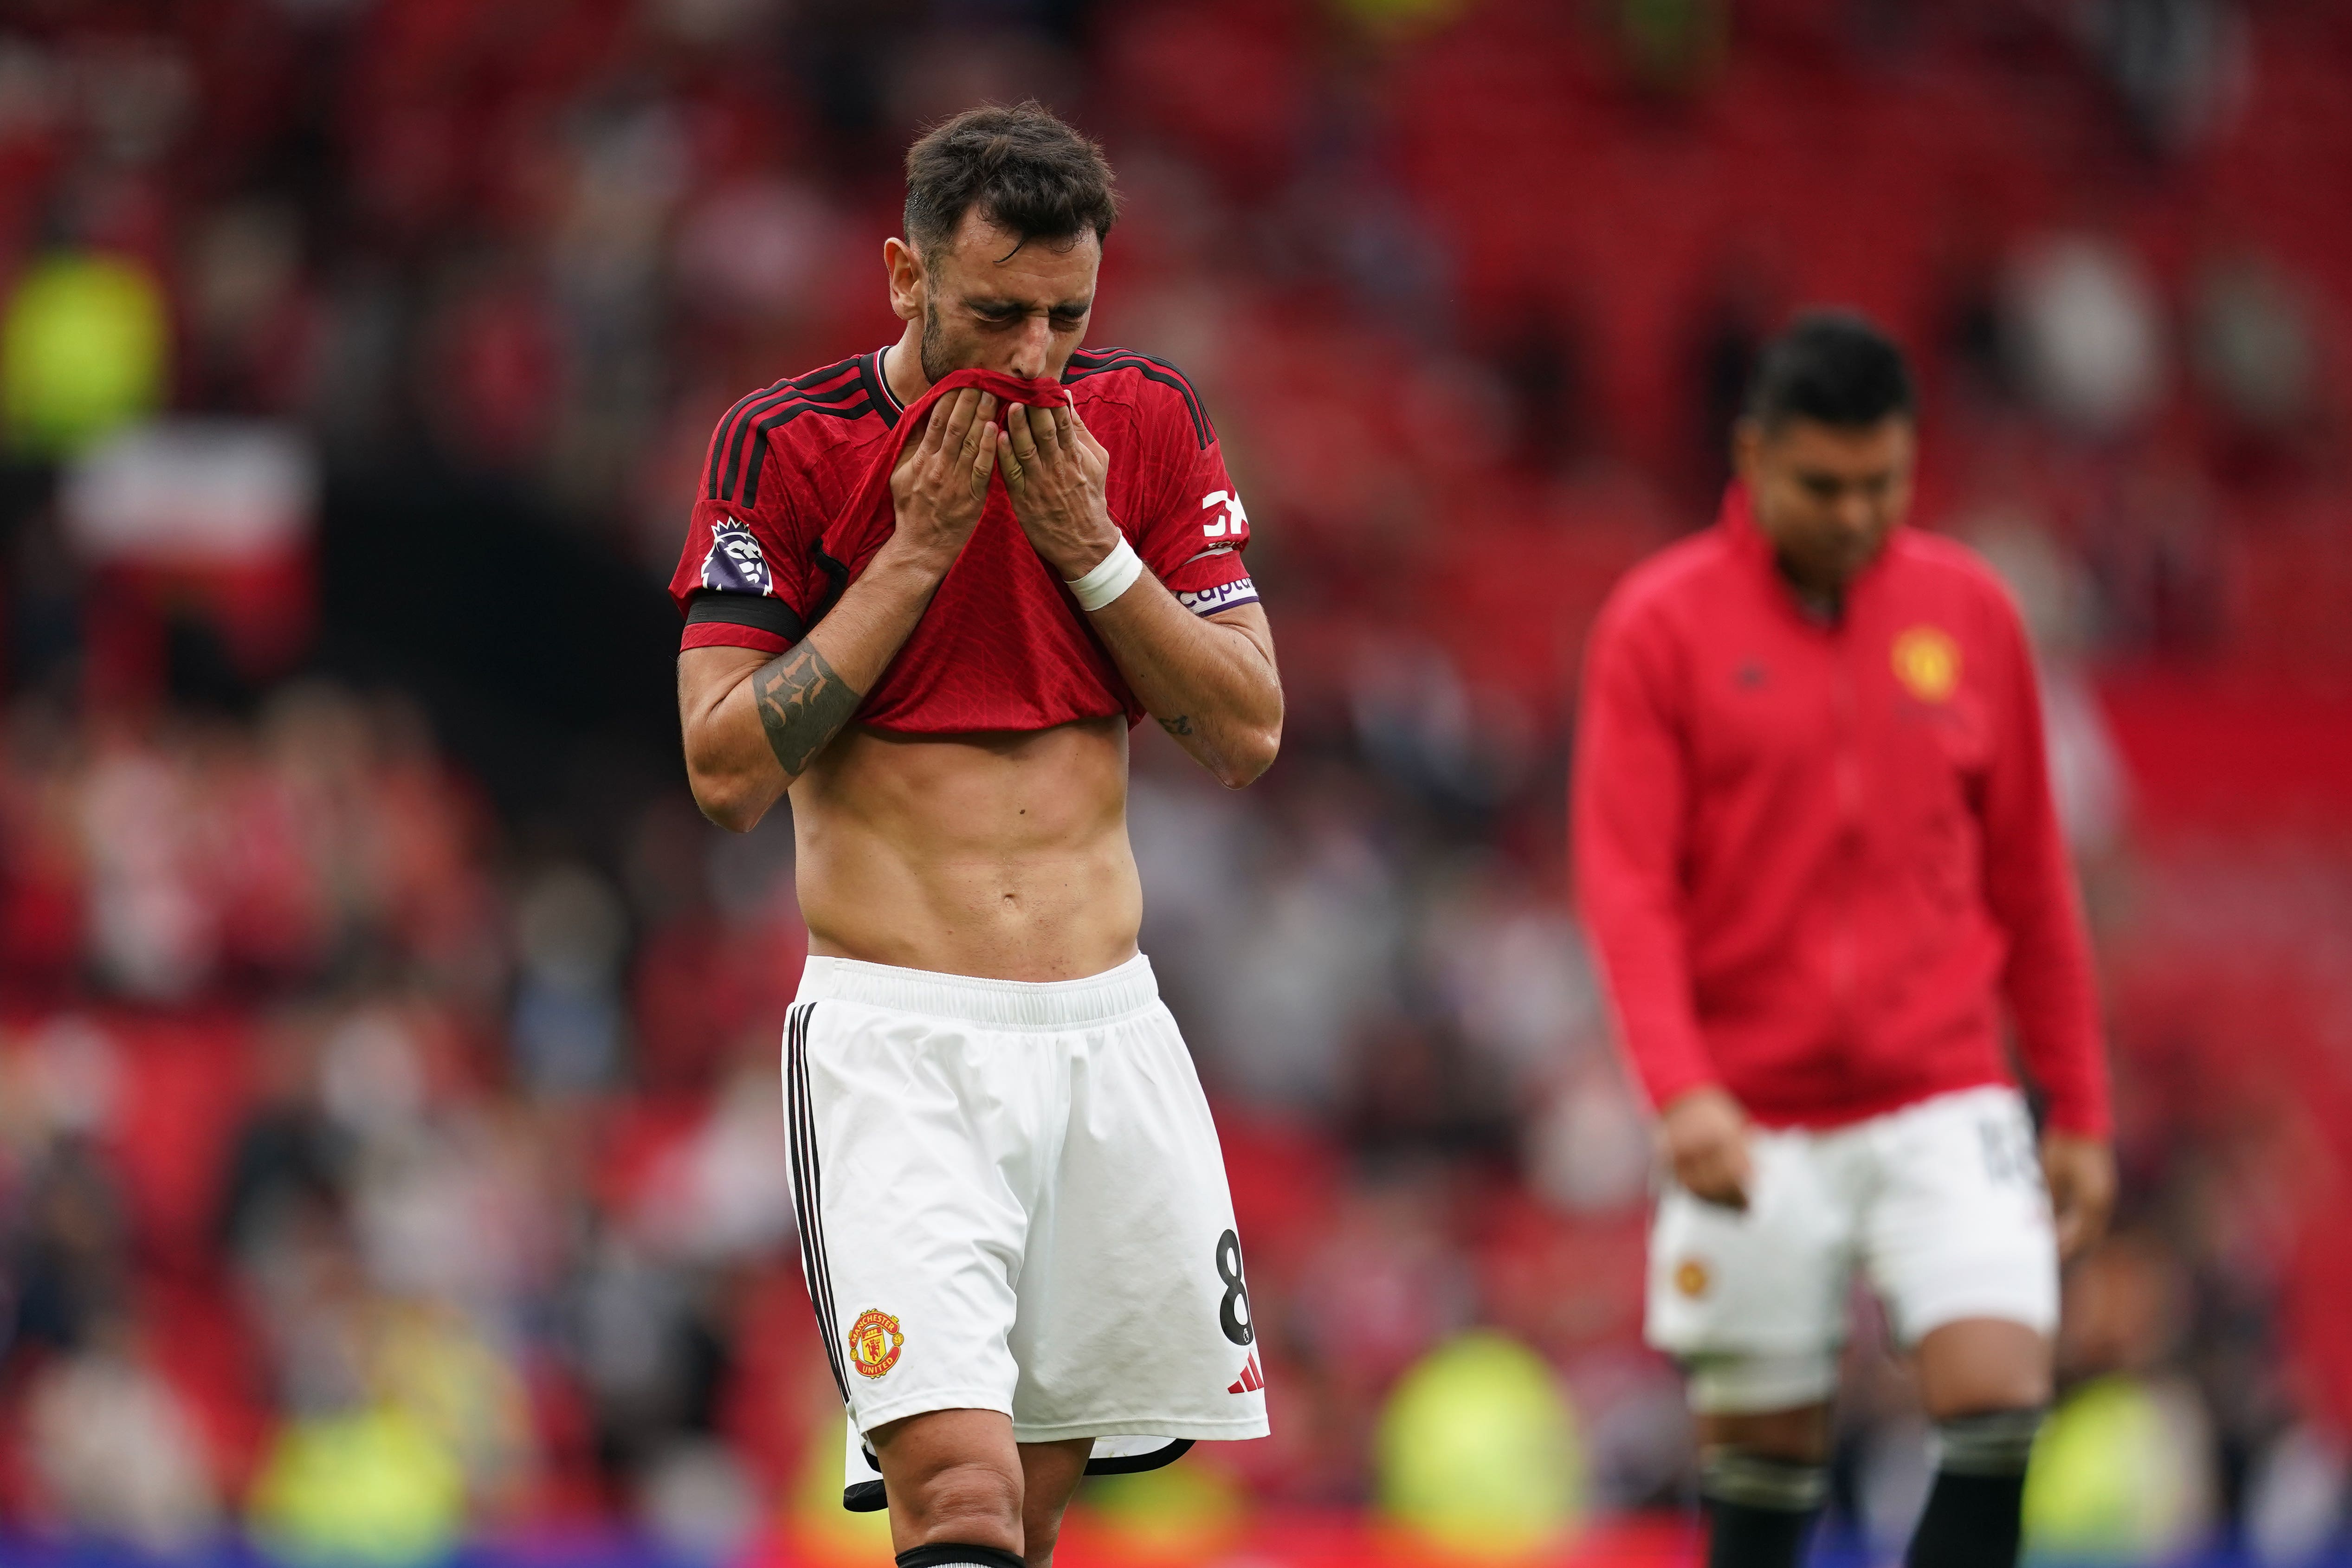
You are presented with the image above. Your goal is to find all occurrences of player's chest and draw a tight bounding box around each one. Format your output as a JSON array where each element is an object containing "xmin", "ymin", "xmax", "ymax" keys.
[{"xmin": 1682, "ymin": 586, "xmax": 1997, "ymax": 792}]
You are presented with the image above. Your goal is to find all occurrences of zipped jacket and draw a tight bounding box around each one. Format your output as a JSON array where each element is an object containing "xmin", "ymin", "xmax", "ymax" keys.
[{"xmin": 1572, "ymin": 486, "xmax": 2109, "ymax": 1136}]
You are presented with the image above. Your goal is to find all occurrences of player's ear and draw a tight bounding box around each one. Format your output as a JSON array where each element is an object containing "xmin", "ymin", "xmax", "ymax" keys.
[{"xmin": 884, "ymin": 237, "xmax": 924, "ymax": 323}]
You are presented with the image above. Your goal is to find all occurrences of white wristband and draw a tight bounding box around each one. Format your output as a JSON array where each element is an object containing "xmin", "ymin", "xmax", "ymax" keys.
[{"xmin": 1066, "ymin": 535, "xmax": 1144, "ymax": 612}]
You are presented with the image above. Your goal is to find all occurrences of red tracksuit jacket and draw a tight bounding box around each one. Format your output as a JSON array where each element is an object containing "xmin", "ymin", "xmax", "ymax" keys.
[{"xmin": 1571, "ymin": 486, "xmax": 2109, "ymax": 1136}]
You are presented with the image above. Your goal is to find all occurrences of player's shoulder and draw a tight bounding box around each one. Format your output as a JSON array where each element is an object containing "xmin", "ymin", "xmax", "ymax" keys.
[
  {"xmin": 1890, "ymin": 526, "xmax": 2000, "ymax": 581},
  {"xmin": 1064, "ymin": 346, "xmax": 1215, "ymax": 450},
  {"xmin": 1886, "ymin": 528, "xmax": 2027, "ymax": 619},
  {"xmin": 703, "ymin": 352, "xmax": 891, "ymax": 510},
  {"xmin": 1596, "ymin": 526, "xmax": 1738, "ymax": 639}
]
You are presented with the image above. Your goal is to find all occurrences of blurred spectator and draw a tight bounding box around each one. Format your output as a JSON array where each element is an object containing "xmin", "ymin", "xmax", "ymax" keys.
[
  {"xmin": 63, "ymin": 418, "xmax": 319, "ymax": 705},
  {"xmin": 1970, "ymin": 512, "xmax": 2131, "ymax": 857},
  {"xmin": 23, "ymin": 1317, "xmax": 221, "ymax": 1552},
  {"xmin": 510, "ymin": 863, "xmax": 628, "ymax": 1096},
  {"xmin": 2076, "ymin": 0, "xmax": 2251, "ymax": 154},
  {"xmin": 2191, "ymin": 252, "xmax": 2327, "ymax": 483},
  {"xmin": 0, "ymin": 253, "xmax": 168, "ymax": 458},
  {"xmin": 1199, "ymin": 769, "xmax": 1405, "ymax": 1110},
  {"xmin": 2003, "ymin": 235, "xmax": 2169, "ymax": 438},
  {"xmin": 247, "ymin": 1401, "xmax": 465, "ymax": 1567}
]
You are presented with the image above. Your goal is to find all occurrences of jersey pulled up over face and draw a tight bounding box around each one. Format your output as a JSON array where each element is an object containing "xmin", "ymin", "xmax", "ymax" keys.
[{"xmin": 668, "ymin": 347, "xmax": 1255, "ymax": 734}]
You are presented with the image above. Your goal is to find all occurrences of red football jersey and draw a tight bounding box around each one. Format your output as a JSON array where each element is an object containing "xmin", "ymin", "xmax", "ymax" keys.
[{"xmin": 669, "ymin": 347, "xmax": 1255, "ymax": 733}]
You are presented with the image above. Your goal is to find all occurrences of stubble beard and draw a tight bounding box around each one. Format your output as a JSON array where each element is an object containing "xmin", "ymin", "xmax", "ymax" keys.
[{"xmin": 919, "ymin": 302, "xmax": 952, "ymax": 385}]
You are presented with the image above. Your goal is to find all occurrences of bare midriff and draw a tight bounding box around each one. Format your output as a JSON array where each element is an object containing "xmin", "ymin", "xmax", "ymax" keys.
[{"xmin": 787, "ymin": 714, "xmax": 1141, "ymax": 982}]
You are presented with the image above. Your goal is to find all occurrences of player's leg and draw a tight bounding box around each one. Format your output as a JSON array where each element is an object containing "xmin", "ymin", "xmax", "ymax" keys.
[
  {"xmin": 868, "ymin": 1409, "xmax": 1091, "ymax": 1567},
  {"xmin": 871, "ymin": 1409, "xmax": 1023, "ymax": 1562},
  {"xmin": 1860, "ymin": 1088, "xmax": 2059, "ymax": 1568},
  {"xmin": 1904, "ymin": 1318, "xmax": 2050, "ymax": 1568},
  {"xmin": 1689, "ymin": 1369, "xmax": 1835, "ymax": 1568},
  {"xmin": 1649, "ymin": 1127, "xmax": 1859, "ymax": 1568},
  {"xmin": 1016, "ymin": 1435, "xmax": 1094, "ymax": 1566}
]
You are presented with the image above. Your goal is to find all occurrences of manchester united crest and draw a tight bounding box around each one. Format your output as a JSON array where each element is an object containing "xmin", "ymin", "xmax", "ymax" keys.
[
  {"xmin": 1891, "ymin": 626, "xmax": 1961, "ymax": 703},
  {"xmin": 1674, "ymin": 1258, "xmax": 1712, "ymax": 1298},
  {"xmin": 847, "ymin": 1309, "xmax": 904, "ymax": 1380}
]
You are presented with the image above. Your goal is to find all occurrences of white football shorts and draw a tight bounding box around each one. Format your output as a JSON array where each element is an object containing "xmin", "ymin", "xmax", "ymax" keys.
[
  {"xmin": 1647, "ymin": 1084, "xmax": 2059, "ymax": 1413},
  {"xmin": 782, "ymin": 953, "xmax": 1270, "ymax": 1511}
]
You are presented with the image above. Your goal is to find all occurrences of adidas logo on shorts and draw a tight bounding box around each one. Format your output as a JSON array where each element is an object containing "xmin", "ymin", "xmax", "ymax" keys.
[{"xmin": 1227, "ymin": 1351, "xmax": 1265, "ymax": 1394}]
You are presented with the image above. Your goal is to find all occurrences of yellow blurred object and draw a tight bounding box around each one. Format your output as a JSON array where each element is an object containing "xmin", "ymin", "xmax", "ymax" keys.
[
  {"xmin": 1075, "ymin": 1453, "xmax": 1248, "ymax": 1563},
  {"xmin": 2023, "ymin": 1375, "xmax": 2210, "ymax": 1562},
  {"xmin": 247, "ymin": 1406, "xmax": 466, "ymax": 1566},
  {"xmin": 0, "ymin": 253, "xmax": 169, "ymax": 458},
  {"xmin": 786, "ymin": 1410, "xmax": 894, "ymax": 1567},
  {"xmin": 1377, "ymin": 1330, "xmax": 1584, "ymax": 1560},
  {"xmin": 369, "ymin": 1300, "xmax": 536, "ymax": 1507}
]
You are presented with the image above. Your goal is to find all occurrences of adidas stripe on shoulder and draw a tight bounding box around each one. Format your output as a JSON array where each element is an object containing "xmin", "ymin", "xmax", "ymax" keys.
[
  {"xmin": 1066, "ymin": 348, "xmax": 1214, "ymax": 449},
  {"xmin": 706, "ymin": 358, "xmax": 872, "ymax": 507}
]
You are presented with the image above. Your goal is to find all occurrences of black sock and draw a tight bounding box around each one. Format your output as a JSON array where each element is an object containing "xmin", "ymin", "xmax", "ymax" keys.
[
  {"xmin": 1904, "ymin": 1409, "xmax": 2043, "ymax": 1568},
  {"xmin": 1706, "ymin": 1497, "xmax": 1820, "ymax": 1568},
  {"xmin": 1702, "ymin": 1451, "xmax": 1826, "ymax": 1568},
  {"xmin": 897, "ymin": 1545, "xmax": 1025, "ymax": 1568},
  {"xmin": 1905, "ymin": 1470, "xmax": 2026, "ymax": 1568}
]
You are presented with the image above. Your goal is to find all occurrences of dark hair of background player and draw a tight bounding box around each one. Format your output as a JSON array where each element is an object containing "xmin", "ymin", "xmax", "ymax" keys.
[
  {"xmin": 904, "ymin": 101, "xmax": 1121, "ymax": 260},
  {"xmin": 1745, "ymin": 311, "xmax": 1917, "ymax": 431}
]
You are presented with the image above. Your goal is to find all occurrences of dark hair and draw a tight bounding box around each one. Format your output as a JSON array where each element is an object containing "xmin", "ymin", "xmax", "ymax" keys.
[
  {"xmin": 1745, "ymin": 310, "xmax": 1916, "ymax": 430},
  {"xmin": 904, "ymin": 101, "xmax": 1119, "ymax": 259}
]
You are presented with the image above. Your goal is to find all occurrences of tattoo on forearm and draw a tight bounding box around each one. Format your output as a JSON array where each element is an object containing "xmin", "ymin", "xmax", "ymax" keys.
[
  {"xmin": 1158, "ymin": 713, "xmax": 1194, "ymax": 737},
  {"xmin": 752, "ymin": 642, "xmax": 861, "ymax": 777}
]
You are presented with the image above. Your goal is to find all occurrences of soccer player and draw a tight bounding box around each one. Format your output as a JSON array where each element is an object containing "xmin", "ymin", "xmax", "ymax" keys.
[
  {"xmin": 1573, "ymin": 314, "xmax": 2116, "ymax": 1568},
  {"xmin": 670, "ymin": 105, "xmax": 1279, "ymax": 1568}
]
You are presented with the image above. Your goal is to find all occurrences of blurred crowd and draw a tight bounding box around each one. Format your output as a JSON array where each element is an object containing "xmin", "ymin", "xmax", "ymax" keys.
[{"xmin": 2, "ymin": 0, "xmax": 2351, "ymax": 1561}]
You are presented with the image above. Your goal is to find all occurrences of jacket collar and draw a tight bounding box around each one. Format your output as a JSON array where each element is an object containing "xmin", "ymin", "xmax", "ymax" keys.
[{"xmin": 1717, "ymin": 480, "xmax": 1897, "ymax": 621}]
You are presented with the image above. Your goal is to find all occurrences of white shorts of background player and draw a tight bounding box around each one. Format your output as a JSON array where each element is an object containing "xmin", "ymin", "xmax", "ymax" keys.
[
  {"xmin": 782, "ymin": 954, "xmax": 1271, "ymax": 1511},
  {"xmin": 1646, "ymin": 1084, "xmax": 2060, "ymax": 1415}
]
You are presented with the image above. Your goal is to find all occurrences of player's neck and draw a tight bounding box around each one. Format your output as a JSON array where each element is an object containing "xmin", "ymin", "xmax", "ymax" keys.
[
  {"xmin": 881, "ymin": 329, "xmax": 929, "ymax": 409},
  {"xmin": 1775, "ymin": 556, "xmax": 1846, "ymax": 625}
]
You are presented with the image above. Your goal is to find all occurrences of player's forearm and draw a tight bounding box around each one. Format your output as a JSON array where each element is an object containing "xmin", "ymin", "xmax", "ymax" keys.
[
  {"xmin": 1088, "ymin": 580, "xmax": 1281, "ymax": 788},
  {"xmin": 680, "ymin": 542, "xmax": 951, "ymax": 828}
]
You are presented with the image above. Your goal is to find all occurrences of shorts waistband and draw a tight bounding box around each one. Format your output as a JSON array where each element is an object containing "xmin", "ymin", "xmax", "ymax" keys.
[{"xmin": 796, "ymin": 952, "xmax": 1160, "ymax": 1029}]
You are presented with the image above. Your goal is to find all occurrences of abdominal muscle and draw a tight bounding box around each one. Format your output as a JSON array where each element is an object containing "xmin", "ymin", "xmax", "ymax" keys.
[{"xmin": 786, "ymin": 714, "xmax": 1143, "ymax": 982}]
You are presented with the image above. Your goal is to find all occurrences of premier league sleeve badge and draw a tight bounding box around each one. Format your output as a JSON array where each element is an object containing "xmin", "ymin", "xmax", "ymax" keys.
[{"xmin": 702, "ymin": 514, "xmax": 774, "ymax": 596}]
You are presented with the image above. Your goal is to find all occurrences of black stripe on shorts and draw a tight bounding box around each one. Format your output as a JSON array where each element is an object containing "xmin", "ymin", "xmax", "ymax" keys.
[{"xmin": 786, "ymin": 1002, "xmax": 851, "ymax": 1403}]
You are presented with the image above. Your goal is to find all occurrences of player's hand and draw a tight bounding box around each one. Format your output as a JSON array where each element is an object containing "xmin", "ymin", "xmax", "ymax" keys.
[
  {"xmin": 2041, "ymin": 1132, "xmax": 2116, "ymax": 1262},
  {"xmin": 998, "ymin": 400, "xmax": 1118, "ymax": 580},
  {"xmin": 1661, "ymin": 1085, "xmax": 1754, "ymax": 1211},
  {"xmin": 888, "ymin": 389, "xmax": 998, "ymax": 568}
]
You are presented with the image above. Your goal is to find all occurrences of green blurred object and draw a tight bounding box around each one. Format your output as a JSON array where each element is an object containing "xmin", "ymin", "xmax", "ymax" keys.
[
  {"xmin": 2023, "ymin": 1375, "xmax": 2208, "ymax": 1562},
  {"xmin": 248, "ymin": 1407, "xmax": 466, "ymax": 1566},
  {"xmin": 1618, "ymin": 0, "xmax": 1729, "ymax": 92},
  {"xmin": 1329, "ymin": 0, "xmax": 1467, "ymax": 34},
  {"xmin": 1377, "ymin": 1330, "xmax": 1584, "ymax": 1558},
  {"xmin": 1, "ymin": 252, "xmax": 170, "ymax": 458}
]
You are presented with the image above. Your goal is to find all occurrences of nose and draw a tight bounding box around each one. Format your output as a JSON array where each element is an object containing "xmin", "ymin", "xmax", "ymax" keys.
[
  {"xmin": 1007, "ymin": 316, "xmax": 1054, "ymax": 380},
  {"xmin": 1832, "ymin": 487, "xmax": 1876, "ymax": 540}
]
